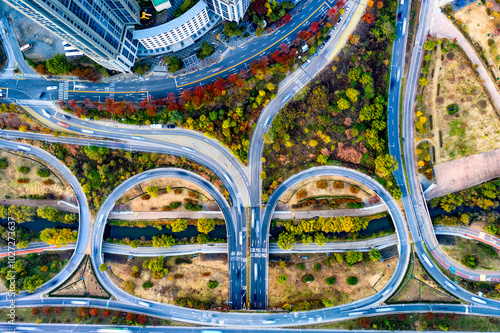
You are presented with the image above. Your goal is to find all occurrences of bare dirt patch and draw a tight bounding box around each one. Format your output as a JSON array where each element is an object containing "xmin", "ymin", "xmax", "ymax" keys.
[
  {"xmin": 105, "ymin": 254, "xmax": 228, "ymax": 308},
  {"xmin": 115, "ymin": 177, "xmax": 217, "ymax": 212},
  {"xmin": 268, "ymin": 253, "xmax": 397, "ymax": 308},
  {"xmin": 277, "ymin": 176, "xmax": 379, "ymax": 210},
  {"xmin": 417, "ymin": 38, "xmax": 500, "ymax": 164},
  {"xmin": 454, "ymin": 2, "xmax": 500, "ymax": 76},
  {"xmin": 50, "ymin": 256, "xmax": 109, "ymax": 298},
  {"xmin": 0, "ymin": 149, "xmax": 74, "ymax": 200}
]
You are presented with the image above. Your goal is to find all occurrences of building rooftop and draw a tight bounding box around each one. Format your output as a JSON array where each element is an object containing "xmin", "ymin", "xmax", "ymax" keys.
[{"xmin": 134, "ymin": 0, "xmax": 208, "ymax": 40}]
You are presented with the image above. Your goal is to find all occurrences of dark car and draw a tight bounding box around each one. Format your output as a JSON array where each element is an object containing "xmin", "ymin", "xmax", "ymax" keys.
[
  {"xmin": 61, "ymin": 114, "xmax": 70, "ymax": 120},
  {"xmin": 390, "ymin": 80, "xmax": 396, "ymax": 89},
  {"xmin": 324, "ymin": 35, "xmax": 331, "ymax": 43},
  {"xmin": 166, "ymin": 124, "xmax": 175, "ymax": 128},
  {"xmin": 398, "ymin": 12, "xmax": 402, "ymax": 20}
]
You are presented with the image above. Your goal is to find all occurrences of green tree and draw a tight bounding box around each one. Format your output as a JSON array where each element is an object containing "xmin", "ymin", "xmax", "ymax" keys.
[
  {"xmin": 145, "ymin": 256, "xmax": 168, "ymax": 278},
  {"xmin": 197, "ymin": 42, "xmax": 214, "ymax": 59},
  {"xmin": 419, "ymin": 77, "xmax": 429, "ymax": 87},
  {"xmin": 46, "ymin": 54, "xmax": 73, "ymax": 75},
  {"xmin": 197, "ymin": 218, "xmax": 215, "ymax": 234},
  {"xmin": 132, "ymin": 63, "xmax": 151, "ymax": 75},
  {"xmin": 317, "ymin": 154, "xmax": 328, "ymax": 165},
  {"xmin": 99, "ymin": 263, "xmax": 107, "ymax": 272},
  {"xmin": 369, "ymin": 249, "xmax": 382, "ymax": 261},
  {"xmin": 374, "ymin": 154, "xmax": 398, "ymax": 177},
  {"xmin": 322, "ymin": 299, "xmax": 335, "ymax": 307},
  {"xmin": 166, "ymin": 56, "xmax": 183, "ymax": 73},
  {"xmin": 171, "ymin": 219, "xmax": 188, "ymax": 232},
  {"xmin": 207, "ymin": 280, "xmax": 219, "ymax": 289},
  {"xmin": 346, "ymin": 276, "xmax": 358, "ymax": 285},
  {"xmin": 40, "ymin": 228, "xmax": 77, "ymax": 246},
  {"xmin": 337, "ymin": 98, "xmax": 351, "ymax": 110},
  {"xmin": 345, "ymin": 251, "xmax": 363, "ymax": 266},
  {"xmin": 345, "ymin": 88, "xmax": 359, "ymax": 103},
  {"xmin": 142, "ymin": 281, "xmax": 153, "ymax": 289},
  {"xmin": 83, "ymin": 146, "xmax": 109, "ymax": 163},
  {"xmin": 36, "ymin": 168, "xmax": 50, "ymax": 177},
  {"xmin": 461, "ymin": 253, "xmax": 478, "ymax": 269},
  {"xmin": 145, "ymin": 186, "xmax": 160, "ymax": 198},
  {"xmin": 325, "ymin": 276, "xmax": 336, "ymax": 285},
  {"xmin": 152, "ymin": 234, "xmax": 175, "ymax": 247},
  {"xmin": 23, "ymin": 275, "xmax": 44, "ymax": 293},
  {"xmin": 0, "ymin": 158, "xmax": 8, "ymax": 169},
  {"xmin": 348, "ymin": 67, "xmax": 361, "ymax": 81},
  {"xmin": 314, "ymin": 232, "xmax": 327, "ymax": 247},
  {"xmin": 301, "ymin": 234, "xmax": 313, "ymax": 245},
  {"xmin": 0, "ymin": 206, "xmax": 6, "ymax": 219},
  {"xmin": 359, "ymin": 72, "xmax": 373, "ymax": 86},
  {"xmin": 423, "ymin": 40, "xmax": 435, "ymax": 51},
  {"xmin": 197, "ymin": 233, "xmax": 210, "ymax": 244},
  {"xmin": 8, "ymin": 205, "xmax": 36, "ymax": 223},
  {"xmin": 277, "ymin": 232, "xmax": 295, "ymax": 250},
  {"xmin": 37, "ymin": 206, "xmax": 61, "ymax": 222}
]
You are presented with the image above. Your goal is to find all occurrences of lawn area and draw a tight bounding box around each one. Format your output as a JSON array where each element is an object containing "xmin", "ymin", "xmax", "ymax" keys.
[
  {"xmin": 453, "ymin": 0, "xmax": 500, "ymax": 80},
  {"xmin": 268, "ymin": 252, "xmax": 397, "ymax": 309},
  {"xmin": 441, "ymin": 236, "xmax": 500, "ymax": 271},
  {"xmin": 301, "ymin": 313, "xmax": 500, "ymax": 331},
  {"xmin": 415, "ymin": 38, "xmax": 500, "ymax": 165},
  {"xmin": 0, "ymin": 149, "xmax": 74, "ymax": 200},
  {"xmin": 105, "ymin": 253, "xmax": 229, "ymax": 310},
  {"xmin": 276, "ymin": 176, "xmax": 380, "ymax": 211},
  {"xmin": 116, "ymin": 177, "xmax": 218, "ymax": 212}
]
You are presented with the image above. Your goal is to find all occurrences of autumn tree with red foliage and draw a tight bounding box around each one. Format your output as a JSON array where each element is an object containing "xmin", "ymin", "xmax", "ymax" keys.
[
  {"xmin": 425, "ymin": 312, "xmax": 435, "ymax": 321},
  {"xmin": 103, "ymin": 309, "xmax": 111, "ymax": 317},
  {"xmin": 358, "ymin": 317, "xmax": 371, "ymax": 328},
  {"xmin": 251, "ymin": 0, "xmax": 268, "ymax": 15},
  {"xmin": 327, "ymin": 7, "xmax": 337, "ymax": 19},
  {"xmin": 297, "ymin": 30, "xmax": 312, "ymax": 40},
  {"xmin": 397, "ymin": 313, "xmax": 406, "ymax": 321},
  {"xmin": 55, "ymin": 307, "xmax": 63, "ymax": 315},
  {"xmin": 137, "ymin": 314, "xmax": 147, "ymax": 324},
  {"xmin": 43, "ymin": 307, "xmax": 52, "ymax": 315},
  {"xmin": 78, "ymin": 307, "xmax": 89, "ymax": 317},
  {"xmin": 32, "ymin": 307, "xmax": 40, "ymax": 315},
  {"xmin": 126, "ymin": 312, "xmax": 135, "ymax": 322},
  {"xmin": 309, "ymin": 21, "xmax": 320, "ymax": 34},
  {"xmin": 362, "ymin": 13, "xmax": 375, "ymax": 24},
  {"xmin": 89, "ymin": 308, "xmax": 99, "ymax": 316}
]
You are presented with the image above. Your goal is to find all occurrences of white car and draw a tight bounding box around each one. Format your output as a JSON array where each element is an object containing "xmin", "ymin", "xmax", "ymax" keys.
[
  {"xmin": 345, "ymin": 4, "xmax": 350, "ymax": 12},
  {"xmin": 47, "ymin": 86, "xmax": 58, "ymax": 90}
]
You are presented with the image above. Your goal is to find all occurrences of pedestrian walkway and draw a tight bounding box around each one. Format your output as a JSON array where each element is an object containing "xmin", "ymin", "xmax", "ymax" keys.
[{"xmin": 425, "ymin": 148, "xmax": 500, "ymax": 200}]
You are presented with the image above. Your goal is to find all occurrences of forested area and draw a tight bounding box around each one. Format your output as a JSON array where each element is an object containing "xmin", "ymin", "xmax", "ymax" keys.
[
  {"xmin": 0, "ymin": 205, "xmax": 77, "ymax": 225},
  {"xmin": 37, "ymin": 143, "xmax": 228, "ymax": 211},
  {"xmin": 273, "ymin": 213, "xmax": 389, "ymax": 250},
  {"xmin": 0, "ymin": 252, "xmax": 70, "ymax": 293},
  {"xmin": 429, "ymin": 178, "xmax": 500, "ymax": 236},
  {"xmin": 262, "ymin": 0, "xmax": 401, "ymax": 200}
]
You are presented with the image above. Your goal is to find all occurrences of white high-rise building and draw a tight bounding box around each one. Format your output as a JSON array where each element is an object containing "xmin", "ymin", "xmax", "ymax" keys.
[
  {"xmin": 3, "ymin": 0, "xmax": 141, "ymax": 73},
  {"xmin": 205, "ymin": 0, "xmax": 250, "ymax": 21}
]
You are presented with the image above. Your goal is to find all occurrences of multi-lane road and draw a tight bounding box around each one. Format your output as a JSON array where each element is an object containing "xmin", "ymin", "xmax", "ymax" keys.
[{"xmin": 1, "ymin": 0, "xmax": 500, "ymax": 326}]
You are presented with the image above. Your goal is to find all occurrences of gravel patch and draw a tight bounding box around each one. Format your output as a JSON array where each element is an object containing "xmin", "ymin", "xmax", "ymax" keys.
[{"xmin": 0, "ymin": 2, "xmax": 64, "ymax": 60}]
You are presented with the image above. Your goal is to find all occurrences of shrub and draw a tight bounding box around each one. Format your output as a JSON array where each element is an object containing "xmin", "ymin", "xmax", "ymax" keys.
[
  {"xmin": 174, "ymin": 273, "xmax": 184, "ymax": 279},
  {"xmin": 99, "ymin": 263, "xmax": 107, "ymax": 272},
  {"xmin": 302, "ymin": 274, "xmax": 315, "ymax": 283},
  {"xmin": 174, "ymin": 188, "xmax": 183, "ymax": 194},
  {"xmin": 349, "ymin": 185, "xmax": 359, "ymax": 194},
  {"xmin": 32, "ymin": 307, "xmax": 40, "ymax": 315},
  {"xmin": 333, "ymin": 181, "xmax": 344, "ymax": 189},
  {"xmin": 142, "ymin": 281, "xmax": 153, "ymax": 289},
  {"xmin": 77, "ymin": 307, "xmax": 89, "ymax": 317},
  {"xmin": 296, "ymin": 189, "xmax": 307, "ymax": 199},
  {"xmin": 37, "ymin": 168, "xmax": 51, "ymax": 177},
  {"xmin": 0, "ymin": 159, "xmax": 8, "ymax": 169},
  {"xmin": 202, "ymin": 272, "xmax": 211, "ymax": 277},
  {"xmin": 347, "ymin": 276, "xmax": 358, "ymax": 285},
  {"xmin": 169, "ymin": 201, "xmax": 182, "ymax": 209},
  {"xmin": 207, "ymin": 280, "xmax": 219, "ymax": 289},
  {"xmin": 369, "ymin": 249, "xmax": 382, "ymax": 261},
  {"xmin": 446, "ymin": 103, "xmax": 459, "ymax": 115},
  {"xmin": 317, "ymin": 181, "xmax": 327, "ymax": 189},
  {"xmin": 325, "ymin": 276, "xmax": 336, "ymax": 285},
  {"xmin": 461, "ymin": 253, "xmax": 478, "ymax": 269},
  {"xmin": 188, "ymin": 190, "xmax": 199, "ymax": 198},
  {"xmin": 18, "ymin": 166, "xmax": 30, "ymax": 174},
  {"xmin": 296, "ymin": 263, "xmax": 305, "ymax": 270},
  {"xmin": 314, "ymin": 263, "xmax": 321, "ymax": 271},
  {"xmin": 141, "ymin": 194, "xmax": 151, "ymax": 200},
  {"xmin": 17, "ymin": 178, "xmax": 29, "ymax": 184},
  {"xmin": 278, "ymin": 274, "xmax": 288, "ymax": 285},
  {"xmin": 55, "ymin": 307, "xmax": 63, "ymax": 315},
  {"xmin": 43, "ymin": 179, "xmax": 55, "ymax": 185},
  {"xmin": 185, "ymin": 202, "xmax": 202, "ymax": 211},
  {"xmin": 175, "ymin": 257, "xmax": 192, "ymax": 265}
]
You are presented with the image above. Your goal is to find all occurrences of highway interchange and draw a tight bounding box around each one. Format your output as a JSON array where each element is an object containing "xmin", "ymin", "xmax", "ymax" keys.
[{"xmin": 0, "ymin": 0, "xmax": 500, "ymax": 328}]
